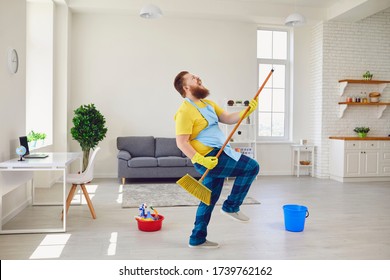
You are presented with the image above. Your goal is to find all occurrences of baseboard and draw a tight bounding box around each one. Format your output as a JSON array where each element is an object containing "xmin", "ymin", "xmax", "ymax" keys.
[
  {"xmin": 259, "ymin": 171, "xmax": 292, "ymax": 176},
  {"xmin": 94, "ymin": 173, "xmax": 117, "ymax": 179},
  {"xmin": 330, "ymin": 175, "xmax": 390, "ymax": 182},
  {"xmin": 314, "ymin": 174, "xmax": 330, "ymax": 179}
]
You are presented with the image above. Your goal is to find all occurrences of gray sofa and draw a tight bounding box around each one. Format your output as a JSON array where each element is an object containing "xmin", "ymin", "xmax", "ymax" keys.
[{"xmin": 117, "ymin": 136, "xmax": 200, "ymax": 183}]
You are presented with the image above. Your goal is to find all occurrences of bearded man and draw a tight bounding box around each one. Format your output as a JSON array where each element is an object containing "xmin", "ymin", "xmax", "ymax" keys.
[{"xmin": 174, "ymin": 71, "xmax": 260, "ymax": 249}]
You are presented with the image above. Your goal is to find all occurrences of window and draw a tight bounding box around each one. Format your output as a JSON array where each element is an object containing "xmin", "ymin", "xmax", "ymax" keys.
[
  {"xmin": 257, "ymin": 29, "xmax": 290, "ymax": 141},
  {"xmin": 26, "ymin": 0, "xmax": 53, "ymax": 148}
]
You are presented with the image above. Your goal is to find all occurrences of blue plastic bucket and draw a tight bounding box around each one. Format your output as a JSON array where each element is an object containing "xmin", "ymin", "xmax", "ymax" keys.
[{"xmin": 283, "ymin": 204, "xmax": 309, "ymax": 232}]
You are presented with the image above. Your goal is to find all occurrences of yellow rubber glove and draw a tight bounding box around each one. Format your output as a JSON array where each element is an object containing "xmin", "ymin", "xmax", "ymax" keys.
[
  {"xmin": 191, "ymin": 152, "xmax": 218, "ymax": 169},
  {"xmin": 239, "ymin": 98, "xmax": 258, "ymax": 119}
]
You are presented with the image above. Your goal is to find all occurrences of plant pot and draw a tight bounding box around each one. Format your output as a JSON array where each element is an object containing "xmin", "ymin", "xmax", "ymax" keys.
[{"xmin": 357, "ymin": 132, "xmax": 367, "ymax": 138}]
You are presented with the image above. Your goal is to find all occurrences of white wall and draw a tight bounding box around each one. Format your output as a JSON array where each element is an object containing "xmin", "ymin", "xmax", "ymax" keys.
[
  {"xmin": 53, "ymin": 2, "xmax": 72, "ymax": 153},
  {"xmin": 309, "ymin": 23, "xmax": 325, "ymax": 178},
  {"xmin": 0, "ymin": 0, "xmax": 26, "ymax": 160},
  {"xmin": 0, "ymin": 0, "xmax": 28, "ymax": 221},
  {"xmin": 70, "ymin": 14, "xmax": 265, "ymax": 177}
]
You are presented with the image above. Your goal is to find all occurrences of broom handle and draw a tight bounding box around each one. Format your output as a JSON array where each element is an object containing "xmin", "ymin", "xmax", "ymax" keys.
[{"xmin": 199, "ymin": 68, "xmax": 274, "ymax": 181}]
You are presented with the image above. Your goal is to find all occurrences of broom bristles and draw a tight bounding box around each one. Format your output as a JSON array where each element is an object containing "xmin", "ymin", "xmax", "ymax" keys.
[{"xmin": 177, "ymin": 174, "xmax": 211, "ymax": 206}]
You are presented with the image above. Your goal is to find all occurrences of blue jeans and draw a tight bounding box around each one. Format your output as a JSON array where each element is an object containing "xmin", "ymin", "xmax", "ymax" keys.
[{"xmin": 189, "ymin": 148, "xmax": 260, "ymax": 246}]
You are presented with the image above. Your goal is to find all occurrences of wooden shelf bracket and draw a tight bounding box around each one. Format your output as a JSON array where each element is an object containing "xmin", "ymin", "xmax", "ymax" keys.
[
  {"xmin": 338, "ymin": 103, "xmax": 389, "ymax": 118},
  {"xmin": 338, "ymin": 79, "xmax": 390, "ymax": 96}
]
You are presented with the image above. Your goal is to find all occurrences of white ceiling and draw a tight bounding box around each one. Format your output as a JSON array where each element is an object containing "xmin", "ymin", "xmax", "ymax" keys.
[
  {"xmin": 217, "ymin": 0, "xmax": 340, "ymax": 8},
  {"xmin": 66, "ymin": 0, "xmax": 390, "ymax": 24}
]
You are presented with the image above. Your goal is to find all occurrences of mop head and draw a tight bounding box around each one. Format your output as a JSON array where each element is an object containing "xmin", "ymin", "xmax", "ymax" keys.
[{"xmin": 176, "ymin": 174, "xmax": 211, "ymax": 206}]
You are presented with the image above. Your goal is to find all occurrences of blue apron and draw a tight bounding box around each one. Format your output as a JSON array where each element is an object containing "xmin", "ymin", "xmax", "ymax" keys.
[{"xmin": 185, "ymin": 98, "xmax": 241, "ymax": 161}]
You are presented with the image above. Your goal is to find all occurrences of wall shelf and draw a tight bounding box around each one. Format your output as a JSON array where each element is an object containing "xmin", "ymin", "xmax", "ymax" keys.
[
  {"xmin": 338, "ymin": 79, "xmax": 390, "ymax": 96},
  {"xmin": 338, "ymin": 102, "xmax": 390, "ymax": 118}
]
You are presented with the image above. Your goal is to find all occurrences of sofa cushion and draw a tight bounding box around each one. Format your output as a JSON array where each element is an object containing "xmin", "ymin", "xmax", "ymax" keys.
[
  {"xmin": 128, "ymin": 157, "xmax": 157, "ymax": 168},
  {"xmin": 117, "ymin": 136, "xmax": 155, "ymax": 157},
  {"xmin": 155, "ymin": 137, "xmax": 182, "ymax": 157},
  {"xmin": 157, "ymin": 156, "xmax": 187, "ymax": 167}
]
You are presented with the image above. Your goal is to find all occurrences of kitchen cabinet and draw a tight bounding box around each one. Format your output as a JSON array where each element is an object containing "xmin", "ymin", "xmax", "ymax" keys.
[
  {"xmin": 380, "ymin": 141, "xmax": 390, "ymax": 175},
  {"xmin": 345, "ymin": 142, "xmax": 379, "ymax": 177},
  {"xmin": 329, "ymin": 137, "xmax": 390, "ymax": 182}
]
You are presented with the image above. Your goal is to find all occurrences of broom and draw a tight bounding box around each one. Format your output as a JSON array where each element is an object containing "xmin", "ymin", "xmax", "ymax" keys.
[{"xmin": 177, "ymin": 69, "xmax": 274, "ymax": 205}]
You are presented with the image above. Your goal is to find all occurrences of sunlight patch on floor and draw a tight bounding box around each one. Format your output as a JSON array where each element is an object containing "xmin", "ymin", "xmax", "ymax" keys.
[
  {"xmin": 116, "ymin": 184, "xmax": 123, "ymax": 204},
  {"xmin": 107, "ymin": 232, "xmax": 118, "ymax": 256},
  {"xmin": 29, "ymin": 234, "xmax": 71, "ymax": 259},
  {"xmin": 70, "ymin": 184, "xmax": 98, "ymax": 204}
]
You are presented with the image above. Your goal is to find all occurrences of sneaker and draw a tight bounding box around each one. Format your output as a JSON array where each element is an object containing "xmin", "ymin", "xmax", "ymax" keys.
[
  {"xmin": 220, "ymin": 209, "xmax": 250, "ymax": 222},
  {"xmin": 189, "ymin": 240, "xmax": 220, "ymax": 249}
]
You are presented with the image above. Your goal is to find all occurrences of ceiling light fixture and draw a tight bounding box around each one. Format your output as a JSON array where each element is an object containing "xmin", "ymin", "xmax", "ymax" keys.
[
  {"xmin": 285, "ymin": 12, "xmax": 306, "ymax": 27},
  {"xmin": 285, "ymin": 0, "xmax": 305, "ymax": 27},
  {"xmin": 140, "ymin": 4, "xmax": 163, "ymax": 19}
]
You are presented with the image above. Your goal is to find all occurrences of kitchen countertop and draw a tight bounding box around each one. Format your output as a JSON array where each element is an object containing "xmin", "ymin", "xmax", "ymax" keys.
[{"xmin": 329, "ymin": 136, "xmax": 390, "ymax": 140}]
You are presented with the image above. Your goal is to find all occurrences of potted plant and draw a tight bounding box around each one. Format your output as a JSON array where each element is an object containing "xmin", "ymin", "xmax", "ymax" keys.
[
  {"xmin": 27, "ymin": 131, "xmax": 47, "ymax": 147},
  {"xmin": 353, "ymin": 127, "xmax": 370, "ymax": 138},
  {"xmin": 27, "ymin": 130, "xmax": 38, "ymax": 147},
  {"xmin": 362, "ymin": 71, "xmax": 373, "ymax": 80},
  {"xmin": 37, "ymin": 132, "xmax": 46, "ymax": 145},
  {"xmin": 71, "ymin": 104, "xmax": 108, "ymax": 171}
]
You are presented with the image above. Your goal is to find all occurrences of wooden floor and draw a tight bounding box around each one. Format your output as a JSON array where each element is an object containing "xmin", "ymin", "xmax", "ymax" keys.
[{"xmin": 1, "ymin": 176, "xmax": 389, "ymax": 260}]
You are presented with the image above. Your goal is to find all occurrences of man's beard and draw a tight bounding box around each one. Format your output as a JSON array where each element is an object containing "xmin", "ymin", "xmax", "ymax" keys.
[{"xmin": 190, "ymin": 85, "xmax": 210, "ymax": 99}]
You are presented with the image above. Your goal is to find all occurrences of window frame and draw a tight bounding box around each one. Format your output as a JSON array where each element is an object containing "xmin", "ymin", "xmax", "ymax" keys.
[{"xmin": 256, "ymin": 28, "xmax": 291, "ymax": 143}]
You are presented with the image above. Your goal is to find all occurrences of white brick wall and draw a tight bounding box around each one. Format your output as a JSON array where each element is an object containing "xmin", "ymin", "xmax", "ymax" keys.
[
  {"xmin": 311, "ymin": 8, "xmax": 390, "ymax": 178},
  {"xmin": 310, "ymin": 22, "xmax": 325, "ymax": 177}
]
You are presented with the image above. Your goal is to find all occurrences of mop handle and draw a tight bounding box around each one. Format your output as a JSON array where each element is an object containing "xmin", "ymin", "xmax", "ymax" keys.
[{"xmin": 199, "ymin": 68, "xmax": 274, "ymax": 182}]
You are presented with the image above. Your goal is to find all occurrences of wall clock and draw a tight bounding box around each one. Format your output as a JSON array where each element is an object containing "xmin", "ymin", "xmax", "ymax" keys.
[{"xmin": 8, "ymin": 48, "xmax": 19, "ymax": 74}]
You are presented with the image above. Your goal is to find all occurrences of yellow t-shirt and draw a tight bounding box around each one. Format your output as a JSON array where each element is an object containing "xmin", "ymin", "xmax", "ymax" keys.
[{"xmin": 174, "ymin": 99, "xmax": 224, "ymax": 155}]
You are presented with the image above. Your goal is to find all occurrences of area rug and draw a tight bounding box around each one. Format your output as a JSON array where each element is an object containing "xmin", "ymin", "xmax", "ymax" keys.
[{"xmin": 122, "ymin": 183, "xmax": 260, "ymax": 208}]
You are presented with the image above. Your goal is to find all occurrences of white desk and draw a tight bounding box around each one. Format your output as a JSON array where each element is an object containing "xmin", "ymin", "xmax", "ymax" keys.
[{"xmin": 0, "ymin": 152, "xmax": 81, "ymax": 234}]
